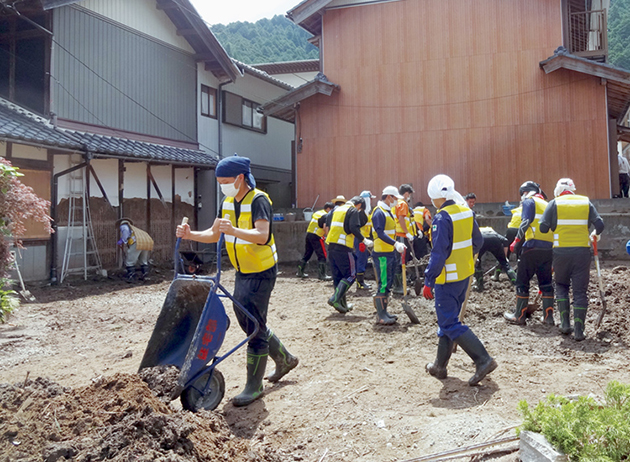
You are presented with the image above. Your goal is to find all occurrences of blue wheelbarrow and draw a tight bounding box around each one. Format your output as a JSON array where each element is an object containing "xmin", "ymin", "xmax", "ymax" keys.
[{"xmin": 139, "ymin": 221, "xmax": 259, "ymax": 412}]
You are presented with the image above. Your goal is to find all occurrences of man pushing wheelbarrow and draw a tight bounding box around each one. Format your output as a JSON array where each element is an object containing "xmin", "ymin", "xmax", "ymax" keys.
[{"xmin": 176, "ymin": 155, "xmax": 298, "ymax": 407}]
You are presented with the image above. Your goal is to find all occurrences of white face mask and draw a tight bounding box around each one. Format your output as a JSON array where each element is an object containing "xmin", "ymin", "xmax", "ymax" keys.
[{"xmin": 220, "ymin": 178, "xmax": 240, "ymax": 197}]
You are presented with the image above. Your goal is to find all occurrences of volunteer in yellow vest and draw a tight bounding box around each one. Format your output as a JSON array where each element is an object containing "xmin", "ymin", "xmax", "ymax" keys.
[
  {"xmin": 412, "ymin": 202, "xmax": 432, "ymax": 259},
  {"xmin": 422, "ymin": 174, "xmax": 497, "ymax": 386},
  {"xmin": 504, "ymin": 181, "xmax": 554, "ymax": 325},
  {"xmin": 354, "ymin": 190, "xmax": 376, "ymax": 290},
  {"xmin": 325, "ymin": 196, "xmax": 372, "ymax": 313},
  {"xmin": 176, "ymin": 156, "xmax": 298, "ymax": 407},
  {"xmin": 297, "ymin": 202, "xmax": 334, "ymax": 281},
  {"xmin": 371, "ymin": 186, "xmax": 409, "ymax": 324},
  {"xmin": 539, "ymin": 178, "xmax": 604, "ymax": 341},
  {"xmin": 116, "ymin": 218, "xmax": 154, "ymax": 282},
  {"xmin": 392, "ymin": 184, "xmax": 416, "ymax": 294}
]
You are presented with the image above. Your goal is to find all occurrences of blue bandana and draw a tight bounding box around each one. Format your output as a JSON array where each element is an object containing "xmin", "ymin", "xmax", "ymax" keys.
[{"xmin": 215, "ymin": 155, "xmax": 256, "ymax": 188}]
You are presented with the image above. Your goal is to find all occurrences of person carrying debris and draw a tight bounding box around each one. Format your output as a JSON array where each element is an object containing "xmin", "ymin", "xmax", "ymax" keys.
[
  {"xmin": 116, "ymin": 218, "xmax": 153, "ymax": 282},
  {"xmin": 539, "ymin": 178, "xmax": 604, "ymax": 341},
  {"xmin": 392, "ymin": 184, "xmax": 415, "ymax": 294},
  {"xmin": 371, "ymin": 186, "xmax": 408, "ymax": 324},
  {"xmin": 297, "ymin": 202, "xmax": 334, "ymax": 280},
  {"xmin": 176, "ymin": 155, "xmax": 298, "ymax": 407},
  {"xmin": 354, "ymin": 190, "xmax": 376, "ymax": 290},
  {"xmin": 473, "ymin": 227, "xmax": 516, "ymax": 292},
  {"xmin": 422, "ymin": 174, "xmax": 497, "ymax": 386},
  {"xmin": 503, "ymin": 181, "xmax": 554, "ymax": 325},
  {"xmin": 325, "ymin": 196, "xmax": 372, "ymax": 313}
]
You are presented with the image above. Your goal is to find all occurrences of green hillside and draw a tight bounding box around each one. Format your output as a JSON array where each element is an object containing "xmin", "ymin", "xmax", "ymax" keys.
[
  {"xmin": 609, "ymin": 0, "xmax": 630, "ymax": 70},
  {"xmin": 211, "ymin": 15, "xmax": 319, "ymax": 64}
]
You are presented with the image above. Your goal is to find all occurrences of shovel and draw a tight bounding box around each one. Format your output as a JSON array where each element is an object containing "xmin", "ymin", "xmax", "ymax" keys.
[
  {"xmin": 401, "ymin": 251, "xmax": 420, "ymax": 324},
  {"xmin": 10, "ymin": 250, "xmax": 36, "ymax": 302},
  {"xmin": 408, "ymin": 242, "xmax": 423, "ymax": 296},
  {"xmin": 593, "ymin": 238, "xmax": 608, "ymax": 331}
]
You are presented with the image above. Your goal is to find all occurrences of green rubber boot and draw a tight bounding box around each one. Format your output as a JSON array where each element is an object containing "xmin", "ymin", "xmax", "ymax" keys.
[
  {"xmin": 426, "ymin": 336, "xmax": 454, "ymax": 379},
  {"xmin": 472, "ymin": 269, "xmax": 484, "ymax": 292},
  {"xmin": 233, "ymin": 348, "xmax": 268, "ymax": 407},
  {"xmin": 490, "ymin": 268, "xmax": 501, "ymax": 282},
  {"xmin": 574, "ymin": 307, "xmax": 587, "ymax": 341},
  {"xmin": 328, "ymin": 280, "xmax": 352, "ymax": 313},
  {"xmin": 296, "ymin": 261, "xmax": 308, "ymax": 278},
  {"xmin": 318, "ymin": 262, "xmax": 332, "ymax": 281},
  {"xmin": 541, "ymin": 296, "xmax": 555, "ymax": 326},
  {"xmin": 557, "ymin": 299, "xmax": 573, "ymax": 335},
  {"xmin": 456, "ymin": 330, "xmax": 498, "ymax": 386},
  {"xmin": 265, "ymin": 329, "xmax": 299, "ymax": 382},
  {"xmin": 392, "ymin": 273, "xmax": 404, "ymax": 295},
  {"xmin": 504, "ymin": 296, "xmax": 528, "ymax": 325},
  {"xmin": 374, "ymin": 295, "xmax": 396, "ymax": 325},
  {"xmin": 507, "ymin": 269, "xmax": 517, "ymax": 285},
  {"xmin": 383, "ymin": 296, "xmax": 397, "ymax": 321}
]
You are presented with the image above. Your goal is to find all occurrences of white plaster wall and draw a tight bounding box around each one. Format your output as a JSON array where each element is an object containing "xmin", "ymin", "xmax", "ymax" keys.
[
  {"xmin": 89, "ymin": 159, "xmax": 120, "ymax": 207},
  {"xmin": 150, "ymin": 165, "xmax": 174, "ymax": 202},
  {"xmin": 175, "ymin": 168, "xmax": 195, "ymax": 205},
  {"xmin": 11, "ymin": 143, "xmax": 48, "ymax": 161},
  {"xmin": 272, "ymin": 71, "xmax": 318, "ymax": 88},
  {"xmin": 124, "ymin": 163, "xmax": 148, "ymax": 199},
  {"xmin": 54, "ymin": 154, "xmax": 81, "ymax": 202},
  {"xmin": 197, "ymin": 64, "xmax": 221, "ymax": 157},
  {"xmin": 0, "ymin": 141, "xmax": 7, "ymax": 157},
  {"xmin": 78, "ymin": 0, "xmax": 194, "ymax": 52}
]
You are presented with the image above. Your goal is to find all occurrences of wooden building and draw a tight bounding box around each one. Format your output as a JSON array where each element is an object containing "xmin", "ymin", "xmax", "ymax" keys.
[{"xmin": 262, "ymin": 0, "xmax": 630, "ymax": 206}]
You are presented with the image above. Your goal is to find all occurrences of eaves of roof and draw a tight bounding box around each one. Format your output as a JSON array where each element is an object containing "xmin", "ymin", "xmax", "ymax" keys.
[
  {"xmin": 540, "ymin": 47, "xmax": 630, "ymax": 122},
  {"xmin": 259, "ymin": 73, "xmax": 340, "ymax": 123},
  {"xmin": 233, "ymin": 60, "xmax": 295, "ymax": 91},
  {"xmin": 253, "ymin": 60, "xmax": 320, "ymax": 75},
  {"xmin": 286, "ymin": 0, "xmax": 332, "ymax": 36}
]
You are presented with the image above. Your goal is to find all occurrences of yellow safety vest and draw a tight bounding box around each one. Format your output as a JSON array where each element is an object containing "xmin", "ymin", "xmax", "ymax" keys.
[
  {"xmin": 553, "ymin": 194, "xmax": 591, "ymax": 248},
  {"xmin": 373, "ymin": 206, "xmax": 396, "ymax": 253},
  {"xmin": 435, "ymin": 204, "xmax": 475, "ymax": 285},
  {"xmin": 222, "ymin": 189, "xmax": 278, "ymax": 274},
  {"xmin": 306, "ymin": 209, "xmax": 327, "ymax": 237},
  {"xmin": 413, "ymin": 206, "xmax": 425, "ymax": 227},
  {"xmin": 326, "ymin": 203, "xmax": 355, "ymax": 249},
  {"xmin": 395, "ymin": 199, "xmax": 416, "ymax": 236},
  {"xmin": 507, "ymin": 206, "xmax": 522, "ymax": 229},
  {"xmin": 525, "ymin": 197, "xmax": 554, "ymax": 244}
]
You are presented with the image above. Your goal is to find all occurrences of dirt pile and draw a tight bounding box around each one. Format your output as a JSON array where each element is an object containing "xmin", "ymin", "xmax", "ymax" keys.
[{"xmin": 0, "ymin": 373, "xmax": 285, "ymax": 462}]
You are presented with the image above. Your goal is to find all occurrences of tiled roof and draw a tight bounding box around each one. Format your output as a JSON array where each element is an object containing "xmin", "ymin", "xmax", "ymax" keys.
[
  {"xmin": 232, "ymin": 59, "xmax": 295, "ymax": 91},
  {"xmin": 253, "ymin": 60, "xmax": 320, "ymax": 75},
  {"xmin": 0, "ymin": 98, "xmax": 217, "ymax": 167}
]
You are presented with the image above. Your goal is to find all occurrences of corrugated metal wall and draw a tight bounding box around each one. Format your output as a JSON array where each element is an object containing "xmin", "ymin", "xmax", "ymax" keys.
[{"xmin": 52, "ymin": 6, "xmax": 197, "ymax": 142}]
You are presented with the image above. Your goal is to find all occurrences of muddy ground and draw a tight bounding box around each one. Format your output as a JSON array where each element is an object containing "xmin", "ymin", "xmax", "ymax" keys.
[{"xmin": 2, "ymin": 258, "xmax": 630, "ymax": 461}]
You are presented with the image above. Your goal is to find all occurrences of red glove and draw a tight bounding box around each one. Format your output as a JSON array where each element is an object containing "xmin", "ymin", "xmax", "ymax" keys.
[
  {"xmin": 422, "ymin": 285, "xmax": 434, "ymax": 300},
  {"xmin": 359, "ymin": 242, "xmax": 366, "ymax": 252},
  {"xmin": 509, "ymin": 238, "xmax": 521, "ymax": 253}
]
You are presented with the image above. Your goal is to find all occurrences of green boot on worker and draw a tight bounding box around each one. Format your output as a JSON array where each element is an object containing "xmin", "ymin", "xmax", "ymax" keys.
[
  {"xmin": 472, "ymin": 269, "xmax": 484, "ymax": 292},
  {"xmin": 557, "ymin": 299, "xmax": 573, "ymax": 335},
  {"xmin": 391, "ymin": 273, "xmax": 404, "ymax": 295},
  {"xmin": 541, "ymin": 296, "xmax": 554, "ymax": 326},
  {"xmin": 490, "ymin": 268, "xmax": 501, "ymax": 282},
  {"xmin": 506, "ymin": 269, "xmax": 517, "ymax": 285},
  {"xmin": 328, "ymin": 280, "xmax": 353, "ymax": 313},
  {"xmin": 426, "ymin": 335, "xmax": 454, "ymax": 379},
  {"xmin": 265, "ymin": 329, "xmax": 299, "ymax": 382},
  {"xmin": 574, "ymin": 307, "xmax": 587, "ymax": 341},
  {"xmin": 318, "ymin": 262, "xmax": 332, "ymax": 281},
  {"xmin": 503, "ymin": 296, "xmax": 529, "ymax": 325},
  {"xmin": 356, "ymin": 272, "xmax": 371, "ymax": 290},
  {"xmin": 374, "ymin": 295, "xmax": 396, "ymax": 325},
  {"xmin": 296, "ymin": 261, "xmax": 308, "ymax": 278},
  {"xmin": 233, "ymin": 347, "xmax": 268, "ymax": 407}
]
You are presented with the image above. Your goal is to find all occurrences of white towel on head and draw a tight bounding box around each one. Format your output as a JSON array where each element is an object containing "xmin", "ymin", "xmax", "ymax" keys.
[{"xmin": 427, "ymin": 174, "xmax": 466, "ymax": 206}]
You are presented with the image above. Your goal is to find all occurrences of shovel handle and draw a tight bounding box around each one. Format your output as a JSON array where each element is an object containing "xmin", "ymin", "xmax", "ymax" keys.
[{"xmin": 592, "ymin": 237, "xmax": 598, "ymax": 256}]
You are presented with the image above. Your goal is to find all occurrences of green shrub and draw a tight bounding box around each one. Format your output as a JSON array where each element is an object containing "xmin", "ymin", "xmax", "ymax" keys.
[
  {"xmin": 0, "ymin": 279, "xmax": 18, "ymax": 323},
  {"xmin": 518, "ymin": 381, "xmax": 630, "ymax": 461}
]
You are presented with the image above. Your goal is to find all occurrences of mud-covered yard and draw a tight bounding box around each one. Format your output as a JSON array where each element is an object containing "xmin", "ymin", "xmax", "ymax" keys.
[{"xmin": 2, "ymin": 261, "xmax": 630, "ymax": 461}]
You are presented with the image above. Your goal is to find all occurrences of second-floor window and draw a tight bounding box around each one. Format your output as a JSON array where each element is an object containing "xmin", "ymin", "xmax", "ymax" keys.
[
  {"xmin": 201, "ymin": 85, "xmax": 217, "ymax": 118},
  {"xmin": 223, "ymin": 91, "xmax": 267, "ymax": 134}
]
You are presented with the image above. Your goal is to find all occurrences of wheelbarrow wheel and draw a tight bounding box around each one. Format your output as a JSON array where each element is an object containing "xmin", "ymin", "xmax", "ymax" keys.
[{"xmin": 180, "ymin": 368, "xmax": 225, "ymax": 412}]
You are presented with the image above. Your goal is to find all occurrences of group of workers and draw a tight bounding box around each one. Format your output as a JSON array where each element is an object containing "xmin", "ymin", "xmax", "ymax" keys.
[{"xmin": 175, "ymin": 153, "xmax": 604, "ymax": 406}]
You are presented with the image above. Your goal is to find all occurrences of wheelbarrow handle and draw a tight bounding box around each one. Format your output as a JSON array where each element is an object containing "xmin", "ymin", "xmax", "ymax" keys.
[{"xmin": 174, "ymin": 217, "xmax": 189, "ymax": 279}]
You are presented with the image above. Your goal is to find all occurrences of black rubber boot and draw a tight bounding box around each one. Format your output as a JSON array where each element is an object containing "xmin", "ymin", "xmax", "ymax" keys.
[
  {"xmin": 541, "ymin": 296, "xmax": 555, "ymax": 326},
  {"xmin": 318, "ymin": 262, "xmax": 332, "ymax": 281},
  {"xmin": 472, "ymin": 269, "xmax": 484, "ymax": 292},
  {"xmin": 574, "ymin": 307, "xmax": 587, "ymax": 341},
  {"xmin": 265, "ymin": 329, "xmax": 299, "ymax": 382},
  {"xmin": 392, "ymin": 273, "xmax": 404, "ymax": 295},
  {"xmin": 491, "ymin": 268, "xmax": 501, "ymax": 282},
  {"xmin": 296, "ymin": 261, "xmax": 308, "ymax": 278},
  {"xmin": 503, "ymin": 296, "xmax": 528, "ymax": 325},
  {"xmin": 507, "ymin": 269, "xmax": 517, "ymax": 286},
  {"xmin": 341, "ymin": 294, "xmax": 354, "ymax": 311},
  {"xmin": 426, "ymin": 336, "xmax": 454, "ymax": 379},
  {"xmin": 383, "ymin": 297, "xmax": 397, "ymax": 321},
  {"xmin": 233, "ymin": 348, "xmax": 268, "ymax": 407},
  {"xmin": 139, "ymin": 264, "xmax": 149, "ymax": 281},
  {"xmin": 374, "ymin": 295, "xmax": 396, "ymax": 325},
  {"xmin": 456, "ymin": 329, "xmax": 497, "ymax": 386},
  {"xmin": 125, "ymin": 266, "xmax": 136, "ymax": 283},
  {"xmin": 557, "ymin": 299, "xmax": 573, "ymax": 335},
  {"xmin": 356, "ymin": 272, "xmax": 371, "ymax": 290},
  {"xmin": 328, "ymin": 280, "xmax": 352, "ymax": 313}
]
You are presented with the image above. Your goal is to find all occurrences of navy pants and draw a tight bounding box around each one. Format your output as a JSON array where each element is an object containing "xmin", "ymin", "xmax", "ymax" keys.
[
  {"xmin": 434, "ymin": 278, "xmax": 470, "ymax": 340},
  {"xmin": 329, "ymin": 245, "xmax": 356, "ymax": 287},
  {"xmin": 372, "ymin": 251, "xmax": 395, "ymax": 295},
  {"xmin": 553, "ymin": 248, "xmax": 591, "ymax": 308},
  {"xmin": 477, "ymin": 234, "xmax": 510, "ymax": 273},
  {"xmin": 232, "ymin": 274, "xmax": 275, "ymax": 352},
  {"xmin": 516, "ymin": 247, "xmax": 553, "ymax": 297},
  {"xmin": 354, "ymin": 239, "xmax": 369, "ymax": 273},
  {"xmin": 302, "ymin": 232, "xmax": 327, "ymax": 263}
]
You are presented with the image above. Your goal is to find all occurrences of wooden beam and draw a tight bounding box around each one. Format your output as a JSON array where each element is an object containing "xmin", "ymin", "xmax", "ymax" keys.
[
  {"xmin": 205, "ymin": 61, "xmax": 224, "ymax": 72},
  {"xmin": 194, "ymin": 52, "xmax": 217, "ymax": 62},
  {"xmin": 176, "ymin": 28, "xmax": 196, "ymax": 36},
  {"xmin": 156, "ymin": 1, "xmax": 178, "ymax": 10},
  {"xmin": 289, "ymin": 0, "xmax": 331, "ymax": 26}
]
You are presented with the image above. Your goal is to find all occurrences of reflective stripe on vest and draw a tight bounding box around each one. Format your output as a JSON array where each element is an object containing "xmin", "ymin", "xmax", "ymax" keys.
[
  {"xmin": 373, "ymin": 206, "xmax": 396, "ymax": 253},
  {"xmin": 307, "ymin": 209, "xmax": 327, "ymax": 237},
  {"xmin": 222, "ymin": 189, "xmax": 278, "ymax": 273},
  {"xmin": 507, "ymin": 206, "xmax": 522, "ymax": 229},
  {"xmin": 395, "ymin": 199, "xmax": 415, "ymax": 236},
  {"xmin": 413, "ymin": 206, "xmax": 425, "ymax": 227},
  {"xmin": 553, "ymin": 194, "xmax": 590, "ymax": 248},
  {"xmin": 525, "ymin": 197, "xmax": 554, "ymax": 244},
  {"xmin": 325, "ymin": 203, "xmax": 355, "ymax": 249},
  {"xmin": 436, "ymin": 204, "xmax": 475, "ymax": 285}
]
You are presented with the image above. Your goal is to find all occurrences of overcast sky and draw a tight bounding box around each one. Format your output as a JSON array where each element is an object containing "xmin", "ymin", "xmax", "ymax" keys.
[{"xmin": 189, "ymin": 0, "xmax": 299, "ymax": 26}]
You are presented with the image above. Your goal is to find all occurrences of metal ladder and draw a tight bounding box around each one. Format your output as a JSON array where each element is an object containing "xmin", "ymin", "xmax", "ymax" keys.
[{"xmin": 60, "ymin": 159, "xmax": 102, "ymax": 282}]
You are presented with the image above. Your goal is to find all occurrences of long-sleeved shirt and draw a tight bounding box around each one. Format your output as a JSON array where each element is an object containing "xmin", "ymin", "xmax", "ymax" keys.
[
  {"xmin": 118, "ymin": 223, "xmax": 133, "ymax": 246},
  {"xmin": 539, "ymin": 194, "xmax": 604, "ymax": 254},
  {"xmin": 515, "ymin": 197, "xmax": 553, "ymax": 249},
  {"xmin": 325, "ymin": 203, "xmax": 364, "ymax": 248},
  {"xmin": 619, "ymin": 154, "xmax": 630, "ymax": 175},
  {"xmin": 424, "ymin": 200, "xmax": 483, "ymax": 287},
  {"xmin": 371, "ymin": 202, "xmax": 397, "ymax": 247}
]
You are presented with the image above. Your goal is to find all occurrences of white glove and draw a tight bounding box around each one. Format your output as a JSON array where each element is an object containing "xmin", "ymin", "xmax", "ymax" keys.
[
  {"xmin": 417, "ymin": 229, "xmax": 424, "ymax": 239},
  {"xmin": 406, "ymin": 232, "xmax": 414, "ymax": 242},
  {"xmin": 590, "ymin": 230, "xmax": 601, "ymax": 242},
  {"xmin": 394, "ymin": 242, "xmax": 406, "ymax": 254},
  {"xmin": 363, "ymin": 238, "xmax": 374, "ymax": 248}
]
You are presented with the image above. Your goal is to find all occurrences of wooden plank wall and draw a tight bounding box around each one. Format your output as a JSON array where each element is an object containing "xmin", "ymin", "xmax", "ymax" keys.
[{"xmin": 297, "ymin": 0, "xmax": 610, "ymax": 206}]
